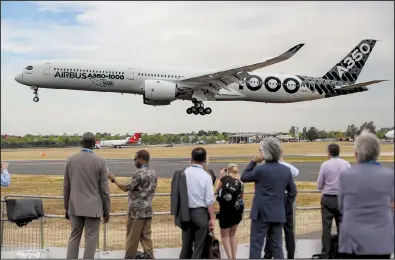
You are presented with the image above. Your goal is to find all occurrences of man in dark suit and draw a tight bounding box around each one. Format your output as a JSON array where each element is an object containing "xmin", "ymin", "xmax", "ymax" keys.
[{"xmin": 241, "ymin": 137, "xmax": 297, "ymax": 259}]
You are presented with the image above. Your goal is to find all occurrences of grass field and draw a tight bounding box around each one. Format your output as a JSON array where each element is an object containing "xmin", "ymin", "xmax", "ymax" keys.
[
  {"xmin": 2, "ymin": 142, "xmax": 394, "ymax": 161},
  {"xmin": 1, "ymin": 175, "xmax": 322, "ymax": 250}
]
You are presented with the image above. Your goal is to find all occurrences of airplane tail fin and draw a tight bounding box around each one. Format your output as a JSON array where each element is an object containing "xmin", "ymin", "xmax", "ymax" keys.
[
  {"xmin": 322, "ymin": 39, "xmax": 377, "ymax": 84},
  {"xmin": 128, "ymin": 133, "xmax": 142, "ymax": 143}
]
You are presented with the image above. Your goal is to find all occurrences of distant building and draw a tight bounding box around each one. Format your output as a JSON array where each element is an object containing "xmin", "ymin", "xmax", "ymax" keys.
[{"xmin": 229, "ymin": 132, "xmax": 262, "ymax": 144}]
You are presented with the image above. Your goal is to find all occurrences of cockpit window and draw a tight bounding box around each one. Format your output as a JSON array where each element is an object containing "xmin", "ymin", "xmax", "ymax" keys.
[{"xmin": 25, "ymin": 66, "xmax": 33, "ymax": 70}]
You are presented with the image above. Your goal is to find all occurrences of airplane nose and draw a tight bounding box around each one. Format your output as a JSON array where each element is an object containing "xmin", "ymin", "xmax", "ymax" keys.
[{"xmin": 14, "ymin": 74, "xmax": 23, "ymax": 83}]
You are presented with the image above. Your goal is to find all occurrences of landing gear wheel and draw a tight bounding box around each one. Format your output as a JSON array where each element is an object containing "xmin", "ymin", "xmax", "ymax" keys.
[
  {"xmin": 204, "ymin": 107, "xmax": 212, "ymax": 114},
  {"xmin": 191, "ymin": 107, "xmax": 197, "ymax": 113},
  {"xmin": 198, "ymin": 107, "xmax": 204, "ymax": 113},
  {"xmin": 186, "ymin": 108, "xmax": 192, "ymax": 114},
  {"xmin": 33, "ymin": 97, "xmax": 39, "ymax": 102},
  {"xmin": 193, "ymin": 110, "xmax": 199, "ymax": 115},
  {"xmin": 200, "ymin": 111, "xmax": 206, "ymax": 115}
]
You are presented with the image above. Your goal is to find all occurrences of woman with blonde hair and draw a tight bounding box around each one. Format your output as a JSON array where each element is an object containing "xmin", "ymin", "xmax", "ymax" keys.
[{"xmin": 216, "ymin": 163, "xmax": 244, "ymax": 259}]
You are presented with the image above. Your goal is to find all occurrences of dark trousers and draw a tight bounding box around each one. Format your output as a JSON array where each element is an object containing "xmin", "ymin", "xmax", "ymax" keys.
[
  {"xmin": 321, "ymin": 194, "xmax": 342, "ymax": 258},
  {"xmin": 341, "ymin": 253, "xmax": 391, "ymax": 259},
  {"xmin": 179, "ymin": 207, "xmax": 209, "ymax": 259},
  {"xmin": 263, "ymin": 195, "xmax": 295, "ymax": 259},
  {"xmin": 250, "ymin": 216, "xmax": 284, "ymax": 259}
]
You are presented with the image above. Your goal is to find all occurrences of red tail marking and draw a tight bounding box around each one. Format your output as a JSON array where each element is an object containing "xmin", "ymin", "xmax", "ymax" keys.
[{"xmin": 128, "ymin": 133, "xmax": 142, "ymax": 143}]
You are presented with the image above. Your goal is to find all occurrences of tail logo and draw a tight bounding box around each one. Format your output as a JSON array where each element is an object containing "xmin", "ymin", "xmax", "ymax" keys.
[{"xmin": 336, "ymin": 43, "xmax": 371, "ymax": 78}]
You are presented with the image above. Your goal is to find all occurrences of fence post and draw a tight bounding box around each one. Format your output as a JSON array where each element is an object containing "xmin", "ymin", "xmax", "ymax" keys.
[
  {"xmin": 40, "ymin": 217, "xmax": 44, "ymax": 249},
  {"xmin": 103, "ymin": 223, "xmax": 107, "ymax": 251}
]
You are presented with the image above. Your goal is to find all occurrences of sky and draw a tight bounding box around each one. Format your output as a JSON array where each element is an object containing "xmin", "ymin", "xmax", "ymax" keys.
[{"xmin": 1, "ymin": 1, "xmax": 394, "ymax": 135}]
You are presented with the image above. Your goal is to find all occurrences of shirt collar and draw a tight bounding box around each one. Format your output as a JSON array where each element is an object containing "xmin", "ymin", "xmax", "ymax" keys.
[
  {"xmin": 141, "ymin": 164, "xmax": 149, "ymax": 168},
  {"xmin": 191, "ymin": 164, "xmax": 203, "ymax": 169},
  {"xmin": 362, "ymin": 160, "xmax": 381, "ymax": 166},
  {"xmin": 81, "ymin": 148, "xmax": 93, "ymax": 153}
]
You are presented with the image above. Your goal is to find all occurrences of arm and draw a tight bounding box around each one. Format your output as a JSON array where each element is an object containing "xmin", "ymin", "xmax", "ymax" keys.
[
  {"xmin": 215, "ymin": 179, "xmax": 222, "ymax": 194},
  {"xmin": 204, "ymin": 177, "xmax": 216, "ymax": 229},
  {"xmin": 99, "ymin": 161, "xmax": 111, "ymax": 216},
  {"xmin": 338, "ymin": 173, "xmax": 344, "ymax": 213},
  {"xmin": 317, "ymin": 164, "xmax": 325, "ymax": 191},
  {"xmin": 240, "ymin": 161, "xmax": 259, "ymax": 183},
  {"xmin": 1, "ymin": 169, "xmax": 11, "ymax": 187},
  {"xmin": 286, "ymin": 172, "xmax": 297, "ymax": 201},
  {"xmin": 63, "ymin": 163, "xmax": 70, "ymax": 211}
]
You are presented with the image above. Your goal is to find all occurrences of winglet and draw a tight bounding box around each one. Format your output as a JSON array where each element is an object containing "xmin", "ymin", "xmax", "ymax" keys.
[{"xmin": 282, "ymin": 43, "xmax": 305, "ymax": 57}]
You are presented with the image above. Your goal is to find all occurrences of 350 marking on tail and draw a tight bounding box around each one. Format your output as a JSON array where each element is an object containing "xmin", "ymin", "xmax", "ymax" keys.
[{"xmin": 336, "ymin": 43, "xmax": 371, "ymax": 78}]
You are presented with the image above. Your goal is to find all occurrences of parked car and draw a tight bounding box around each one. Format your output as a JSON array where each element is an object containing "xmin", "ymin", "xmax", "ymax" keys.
[{"xmin": 165, "ymin": 143, "xmax": 173, "ymax": 147}]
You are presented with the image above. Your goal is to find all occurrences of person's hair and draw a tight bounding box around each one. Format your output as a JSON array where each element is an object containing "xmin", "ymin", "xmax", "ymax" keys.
[
  {"xmin": 354, "ymin": 129, "xmax": 380, "ymax": 163},
  {"xmin": 207, "ymin": 169, "xmax": 216, "ymax": 185},
  {"xmin": 260, "ymin": 137, "xmax": 283, "ymax": 162},
  {"xmin": 328, "ymin": 143, "xmax": 340, "ymax": 157},
  {"xmin": 81, "ymin": 132, "xmax": 95, "ymax": 148},
  {"xmin": 191, "ymin": 147, "xmax": 206, "ymax": 163},
  {"xmin": 136, "ymin": 150, "xmax": 150, "ymax": 162},
  {"xmin": 227, "ymin": 165, "xmax": 240, "ymax": 179}
]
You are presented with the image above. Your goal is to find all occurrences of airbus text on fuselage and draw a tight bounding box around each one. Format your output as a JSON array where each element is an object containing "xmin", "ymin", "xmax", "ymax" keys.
[{"xmin": 14, "ymin": 39, "xmax": 387, "ymax": 115}]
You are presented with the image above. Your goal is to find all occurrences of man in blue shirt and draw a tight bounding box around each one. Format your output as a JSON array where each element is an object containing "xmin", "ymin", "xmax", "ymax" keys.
[{"xmin": 1, "ymin": 161, "xmax": 11, "ymax": 187}]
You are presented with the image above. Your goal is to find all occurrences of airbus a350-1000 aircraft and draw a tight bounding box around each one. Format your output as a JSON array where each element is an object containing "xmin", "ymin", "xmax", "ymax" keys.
[{"xmin": 14, "ymin": 39, "xmax": 387, "ymax": 115}]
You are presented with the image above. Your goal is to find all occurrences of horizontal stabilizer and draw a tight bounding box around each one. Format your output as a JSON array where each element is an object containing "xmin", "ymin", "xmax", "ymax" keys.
[{"xmin": 339, "ymin": 80, "xmax": 389, "ymax": 91}]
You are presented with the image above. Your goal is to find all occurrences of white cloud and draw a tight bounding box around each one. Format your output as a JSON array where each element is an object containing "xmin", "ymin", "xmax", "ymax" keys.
[{"xmin": 1, "ymin": 1, "xmax": 394, "ymax": 135}]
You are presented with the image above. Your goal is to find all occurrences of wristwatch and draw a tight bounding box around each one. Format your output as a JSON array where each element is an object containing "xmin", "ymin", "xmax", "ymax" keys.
[{"xmin": 111, "ymin": 178, "xmax": 116, "ymax": 183}]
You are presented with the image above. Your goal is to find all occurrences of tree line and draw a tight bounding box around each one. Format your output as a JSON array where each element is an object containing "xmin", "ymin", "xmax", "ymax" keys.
[
  {"xmin": 289, "ymin": 121, "xmax": 392, "ymax": 141},
  {"xmin": 1, "ymin": 121, "xmax": 392, "ymax": 149}
]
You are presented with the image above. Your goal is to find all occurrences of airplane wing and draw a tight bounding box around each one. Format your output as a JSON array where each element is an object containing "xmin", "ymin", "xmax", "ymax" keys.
[
  {"xmin": 336, "ymin": 80, "xmax": 389, "ymax": 91},
  {"xmin": 178, "ymin": 43, "xmax": 305, "ymax": 95}
]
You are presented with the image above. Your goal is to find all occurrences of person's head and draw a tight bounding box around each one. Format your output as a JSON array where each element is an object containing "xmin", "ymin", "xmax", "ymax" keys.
[
  {"xmin": 227, "ymin": 163, "xmax": 239, "ymax": 178},
  {"xmin": 327, "ymin": 143, "xmax": 340, "ymax": 158},
  {"xmin": 354, "ymin": 129, "xmax": 380, "ymax": 163},
  {"xmin": 259, "ymin": 137, "xmax": 283, "ymax": 162},
  {"xmin": 134, "ymin": 150, "xmax": 150, "ymax": 168},
  {"xmin": 191, "ymin": 147, "xmax": 207, "ymax": 165},
  {"xmin": 81, "ymin": 132, "xmax": 95, "ymax": 149}
]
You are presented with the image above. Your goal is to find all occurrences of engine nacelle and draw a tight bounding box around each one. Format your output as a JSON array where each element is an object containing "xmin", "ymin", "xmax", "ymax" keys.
[{"xmin": 143, "ymin": 80, "xmax": 176, "ymax": 106}]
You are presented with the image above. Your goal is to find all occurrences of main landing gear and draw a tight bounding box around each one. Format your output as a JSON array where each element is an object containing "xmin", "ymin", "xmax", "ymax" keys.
[
  {"xmin": 186, "ymin": 101, "xmax": 212, "ymax": 115},
  {"xmin": 31, "ymin": 87, "xmax": 39, "ymax": 102}
]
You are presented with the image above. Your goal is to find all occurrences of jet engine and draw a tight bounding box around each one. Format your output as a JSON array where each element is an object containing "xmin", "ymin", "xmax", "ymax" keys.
[{"xmin": 143, "ymin": 80, "xmax": 177, "ymax": 106}]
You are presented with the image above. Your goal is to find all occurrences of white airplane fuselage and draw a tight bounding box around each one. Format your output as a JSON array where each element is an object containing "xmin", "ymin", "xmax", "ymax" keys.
[
  {"xmin": 15, "ymin": 60, "xmax": 330, "ymax": 104},
  {"xmin": 385, "ymin": 130, "xmax": 394, "ymax": 139}
]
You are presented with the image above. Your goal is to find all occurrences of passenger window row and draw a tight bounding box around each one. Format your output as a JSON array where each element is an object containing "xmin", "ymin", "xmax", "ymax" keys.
[
  {"xmin": 53, "ymin": 68, "xmax": 125, "ymax": 75},
  {"xmin": 137, "ymin": 73, "xmax": 184, "ymax": 79}
]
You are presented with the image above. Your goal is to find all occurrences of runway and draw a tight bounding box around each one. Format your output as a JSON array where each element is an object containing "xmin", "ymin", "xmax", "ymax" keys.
[{"xmin": 8, "ymin": 157, "xmax": 394, "ymax": 182}]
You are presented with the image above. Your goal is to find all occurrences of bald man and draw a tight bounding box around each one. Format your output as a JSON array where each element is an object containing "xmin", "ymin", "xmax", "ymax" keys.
[{"xmin": 64, "ymin": 132, "xmax": 111, "ymax": 259}]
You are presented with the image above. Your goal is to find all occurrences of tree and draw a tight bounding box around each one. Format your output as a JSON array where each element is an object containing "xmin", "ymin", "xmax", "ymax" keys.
[
  {"xmin": 317, "ymin": 130, "xmax": 328, "ymax": 139},
  {"xmin": 376, "ymin": 129, "xmax": 388, "ymax": 139},
  {"xmin": 357, "ymin": 121, "xmax": 376, "ymax": 135},
  {"xmin": 345, "ymin": 124, "xmax": 358, "ymax": 138},
  {"xmin": 302, "ymin": 127, "xmax": 307, "ymax": 139},
  {"xmin": 191, "ymin": 136, "xmax": 198, "ymax": 143},
  {"xmin": 289, "ymin": 126, "xmax": 296, "ymax": 137},
  {"xmin": 216, "ymin": 133, "xmax": 225, "ymax": 141},
  {"xmin": 182, "ymin": 136, "xmax": 190, "ymax": 143},
  {"xmin": 305, "ymin": 127, "xmax": 318, "ymax": 141}
]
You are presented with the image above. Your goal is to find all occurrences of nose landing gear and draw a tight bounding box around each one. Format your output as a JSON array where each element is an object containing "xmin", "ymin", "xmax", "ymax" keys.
[
  {"xmin": 31, "ymin": 87, "xmax": 39, "ymax": 102},
  {"xmin": 185, "ymin": 101, "xmax": 212, "ymax": 115}
]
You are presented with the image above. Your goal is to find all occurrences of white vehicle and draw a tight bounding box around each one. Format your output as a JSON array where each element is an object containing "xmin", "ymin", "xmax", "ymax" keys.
[
  {"xmin": 98, "ymin": 133, "xmax": 142, "ymax": 148},
  {"xmin": 385, "ymin": 130, "xmax": 394, "ymax": 139},
  {"xmin": 15, "ymin": 39, "xmax": 386, "ymax": 115}
]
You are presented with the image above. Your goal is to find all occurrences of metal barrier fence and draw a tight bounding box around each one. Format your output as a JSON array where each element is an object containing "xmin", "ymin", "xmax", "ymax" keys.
[{"xmin": 1, "ymin": 191, "xmax": 322, "ymax": 252}]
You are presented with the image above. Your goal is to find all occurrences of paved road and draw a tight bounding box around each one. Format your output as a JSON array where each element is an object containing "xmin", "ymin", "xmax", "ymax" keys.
[{"xmin": 7, "ymin": 158, "xmax": 394, "ymax": 182}]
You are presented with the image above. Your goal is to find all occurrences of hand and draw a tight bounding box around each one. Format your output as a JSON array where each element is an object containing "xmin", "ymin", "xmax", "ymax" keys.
[
  {"xmin": 107, "ymin": 172, "xmax": 115, "ymax": 181},
  {"xmin": 209, "ymin": 218, "xmax": 215, "ymax": 231},
  {"xmin": 391, "ymin": 202, "xmax": 394, "ymax": 211},
  {"xmin": 65, "ymin": 211, "xmax": 69, "ymax": 220},
  {"xmin": 103, "ymin": 213, "xmax": 110, "ymax": 223},
  {"xmin": 1, "ymin": 161, "xmax": 8, "ymax": 170},
  {"xmin": 253, "ymin": 155, "xmax": 264, "ymax": 163}
]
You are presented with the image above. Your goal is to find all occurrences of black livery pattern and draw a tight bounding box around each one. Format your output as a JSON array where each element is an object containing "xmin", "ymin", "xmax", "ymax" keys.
[
  {"xmin": 295, "ymin": 75, "xmax": 368, "ymax": 98},
  {"xmin": 322, "ymin": 39, "xmax": 377, "ymax": 84}
]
